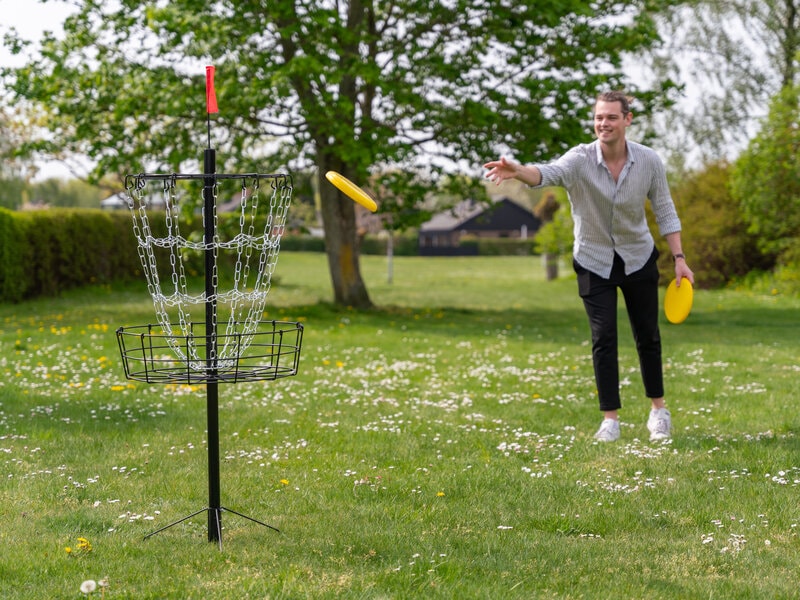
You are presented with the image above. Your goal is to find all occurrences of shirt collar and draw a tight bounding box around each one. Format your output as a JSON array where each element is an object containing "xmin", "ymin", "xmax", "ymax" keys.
[{"xmin": 593, "ymin": 140, "xmax": 636, "ymax": 166}]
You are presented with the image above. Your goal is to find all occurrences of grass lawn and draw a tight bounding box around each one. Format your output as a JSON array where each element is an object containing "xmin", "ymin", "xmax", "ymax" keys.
[{"xmin": 1, "ymin": 252, "xmax": 799, "ymax": 599}]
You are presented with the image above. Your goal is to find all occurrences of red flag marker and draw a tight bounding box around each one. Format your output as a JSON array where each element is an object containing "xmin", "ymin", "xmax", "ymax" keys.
[{"xmin": 206, "ymin": 66, "xmax": 218, "ymax": 114}]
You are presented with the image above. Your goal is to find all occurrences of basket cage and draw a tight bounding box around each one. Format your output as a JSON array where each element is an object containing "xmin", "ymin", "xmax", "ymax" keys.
[{"xmin": 117, "ymin": 320, "xmax": 303, "ymax": 384}]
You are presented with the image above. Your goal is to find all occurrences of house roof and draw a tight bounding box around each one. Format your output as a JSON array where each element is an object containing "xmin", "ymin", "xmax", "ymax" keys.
[
  {"xmin": 100, "ymin": 193, "xmax": 128, "ymax": 209},
  {"xmin": 419, "ymin": 197, "xmax": 540, "ymax": 233},
  {"xmin": 419, "ymin": 199, "xmax": 486, "ymax": 232}
]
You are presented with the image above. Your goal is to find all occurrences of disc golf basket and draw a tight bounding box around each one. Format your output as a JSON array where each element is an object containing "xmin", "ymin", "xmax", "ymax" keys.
[{"xmin": 116, "ymin": 139, "xmax": 303, "ymax": 547}]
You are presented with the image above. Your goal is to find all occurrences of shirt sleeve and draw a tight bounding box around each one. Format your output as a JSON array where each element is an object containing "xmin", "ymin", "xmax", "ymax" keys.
[
  {"xmin": 647, "ymin": 154, "xmax": 681, "ymax": 236},
  {"xmin": 536, "ymin": 145, "xmax": 587, "ymax": 188}
]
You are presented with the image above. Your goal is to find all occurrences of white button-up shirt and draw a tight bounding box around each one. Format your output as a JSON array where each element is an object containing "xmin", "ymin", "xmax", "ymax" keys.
[{"xmin": 537, "ymin": 140, "xmax": 681, "ymax": 278}]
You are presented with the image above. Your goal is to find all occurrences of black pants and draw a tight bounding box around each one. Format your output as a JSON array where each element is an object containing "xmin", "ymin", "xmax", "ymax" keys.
[{"xmin": 573, "ymin": 249, "xmax": 663, "ymax": 412}]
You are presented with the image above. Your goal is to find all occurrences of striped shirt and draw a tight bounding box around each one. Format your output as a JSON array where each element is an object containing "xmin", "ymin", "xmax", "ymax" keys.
[{"xmin": 537, "ymin": 140, "xmax": 681, "ymax": 279}]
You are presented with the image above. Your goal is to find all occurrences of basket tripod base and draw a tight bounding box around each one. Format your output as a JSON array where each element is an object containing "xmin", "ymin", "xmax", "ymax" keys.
[{"xmin": 144, "ymin": 506, "xmax": 280, "ymax": 549}]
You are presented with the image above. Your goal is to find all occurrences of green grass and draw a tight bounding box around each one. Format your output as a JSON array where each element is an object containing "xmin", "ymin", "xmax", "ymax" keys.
[{"xmin": 1, "ymin": 253, "xmax": 799, "ymax": 599}]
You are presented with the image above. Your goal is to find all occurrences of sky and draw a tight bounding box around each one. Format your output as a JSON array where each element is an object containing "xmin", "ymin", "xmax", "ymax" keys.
[
  {"xmin": 0, "ymin": 0, "xmax": 75, "ymax": 66},
  {"xmin": 0, "ymin": 0, "xmax": 78, "ymax": 179}
]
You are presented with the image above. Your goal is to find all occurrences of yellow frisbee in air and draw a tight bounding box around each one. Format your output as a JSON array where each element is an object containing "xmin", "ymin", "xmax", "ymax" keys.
[
  {"xmin": 664, "ymin": 278, "xmax": 694, "ymax": 324},
  {"xmin": 325, "ymin": 171, "xmax": 378, "ymax": 212}
]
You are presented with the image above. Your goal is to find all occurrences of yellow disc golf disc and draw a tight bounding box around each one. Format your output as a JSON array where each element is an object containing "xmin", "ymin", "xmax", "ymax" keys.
[
  {"xmin": 664, "ymin": 278, "xmax": 694, "ymax": 324},
  {"xmin": 325, "ymin": 171, "xmax": 378, "ymax": 213}
]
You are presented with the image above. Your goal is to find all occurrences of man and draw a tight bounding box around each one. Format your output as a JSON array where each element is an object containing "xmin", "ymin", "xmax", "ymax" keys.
[{"xmin": 484, "ymin": 91, "xmax": 694, "ymax": 442}]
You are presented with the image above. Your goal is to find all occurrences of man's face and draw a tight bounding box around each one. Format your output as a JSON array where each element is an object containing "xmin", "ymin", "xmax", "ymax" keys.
[{"xmin": 593, "ymin": 100, "xmax": 631, "ymax": 145}]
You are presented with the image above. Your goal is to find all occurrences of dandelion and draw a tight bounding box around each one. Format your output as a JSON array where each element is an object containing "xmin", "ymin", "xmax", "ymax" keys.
[
  {"xmin": 80, "ymin": 579, "xmax": 97, "ymax": 594},
  {"xmin": 280, "ymin": 479, "xmax": 289, "ymax": 486},
  {"xmin": 77, "ymin": 537, "xmax": 92, "ymax": 552},
  {"xmin": 436, "ymin": 491, "xmax": 445, "ymax": 497},
  {"xmin": 65, "ymin": 546, "xmax": 72, "ymax": 554}
]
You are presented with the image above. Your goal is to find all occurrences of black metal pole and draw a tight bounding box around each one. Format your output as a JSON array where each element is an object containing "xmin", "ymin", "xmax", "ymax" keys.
[{"xmin": 203, "ymin": 148, "xmax": 222, "ymax": 546}]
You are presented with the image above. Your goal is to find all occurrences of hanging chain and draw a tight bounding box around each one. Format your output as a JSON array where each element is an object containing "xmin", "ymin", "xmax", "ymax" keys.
[{"xmin": 126, "ymin": 173, "xmax": 293, "ymax": 372}]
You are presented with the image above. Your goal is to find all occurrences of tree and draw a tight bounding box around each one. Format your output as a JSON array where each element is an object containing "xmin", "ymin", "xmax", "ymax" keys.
[
  {"xmin": 2, "ymin": 0, "xmax": 678, "ymax": 307},
  {"xmin": 533, "ymin": 190, "xmax": 572, "ymax": 281},
  {"xmin": 649, "ymin": 0, "xmax": 800, "ymax": 163},
  {"xmin": 730, "ymin": 86, "xmax": 800, "ymax": 264},
  {"xmin": 0, "ymin": 106, "xmax": 45, "ymax": 209}
]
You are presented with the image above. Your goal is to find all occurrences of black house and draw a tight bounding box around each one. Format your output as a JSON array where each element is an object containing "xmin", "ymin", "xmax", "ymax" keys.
[{"xmin": 418, "ymin": 198, "xmax": 542, "ymax": 256}]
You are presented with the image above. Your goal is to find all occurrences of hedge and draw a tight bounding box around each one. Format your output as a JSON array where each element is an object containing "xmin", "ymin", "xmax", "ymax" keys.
[
  {"xmin": 0, "ymin": 208, "xmax": 305, "ymax": 302},
  {"xmin": 0, "ymin": 208, "xmax": 138, "ymax": 302},
  {"xmin": 0, "ymin": 209, "xmax": 540, "ymax": 303}
]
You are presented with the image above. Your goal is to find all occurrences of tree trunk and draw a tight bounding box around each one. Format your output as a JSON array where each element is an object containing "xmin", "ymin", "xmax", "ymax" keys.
[
  {"xmin": 316, "ymin": 160, "xmax": 373, "ymax": 308},
  {"xmin": 544, "ymin": 253, "xmax": 559, "ymax": 281},
  {"xmin": 386, "ymin": 231, "xmax": 394, "ymax": 285}
]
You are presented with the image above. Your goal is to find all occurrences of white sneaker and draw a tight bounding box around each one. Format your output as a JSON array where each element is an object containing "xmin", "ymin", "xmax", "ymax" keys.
[
  {"xmin": 648, "ymin": 408, "xmax": 672, "ymax": 441},
  {"xmin": 594, "ymin": 418, "xmax": 620, "ymax": 442}
]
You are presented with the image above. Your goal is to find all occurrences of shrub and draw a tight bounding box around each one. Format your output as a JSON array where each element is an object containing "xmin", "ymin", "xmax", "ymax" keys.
[{"xmin": 652, "ymin": 162, "xmax": 769, "ymax": 288}]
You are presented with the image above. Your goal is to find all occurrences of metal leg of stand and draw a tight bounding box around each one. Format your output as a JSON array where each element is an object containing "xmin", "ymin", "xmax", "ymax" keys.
[
  {"xmin": 143, "ymin": 506, "xmax": 280, "ymax": 548},
  {"xmin": 143, "ymin": 507, "xmax": 210, "ymax": 540},
  {"xmin": 221, "ymin": 506, "xmax": 280, "ymax": 533},
  {"xmin": 210, "ymin": 507, "xmax": 223, "ymax": 551}
]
